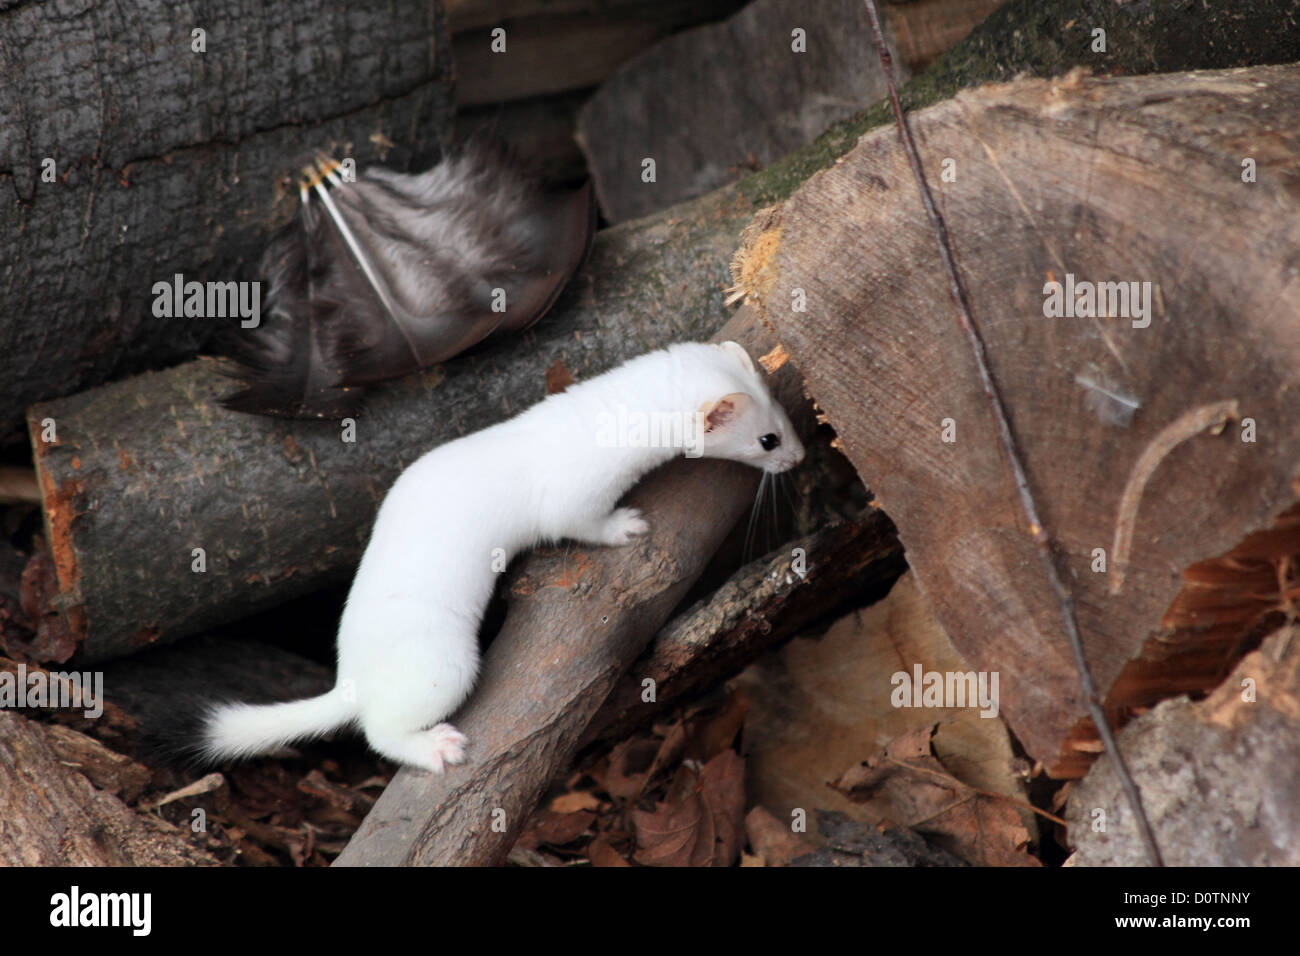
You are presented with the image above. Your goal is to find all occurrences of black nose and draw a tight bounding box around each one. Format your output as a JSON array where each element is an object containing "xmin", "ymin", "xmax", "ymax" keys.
[{"xmin": 759, "ymin": 433, "xmax": 780, "ymax": 451}]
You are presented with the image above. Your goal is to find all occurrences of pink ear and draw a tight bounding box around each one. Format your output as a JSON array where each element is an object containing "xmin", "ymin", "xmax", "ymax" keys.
[
  {"xmin": 700, "ymin": 392, "xmax": 754, "ymax": 432},
  {"xmin": 705, "ymin": 399, "xmax": 736, "ymax": 432}
]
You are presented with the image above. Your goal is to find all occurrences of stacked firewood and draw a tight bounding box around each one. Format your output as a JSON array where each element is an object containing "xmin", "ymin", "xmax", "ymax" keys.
[{"xmin": 2, "ymin": 0, "xmax": 1298, "ymax": 867}]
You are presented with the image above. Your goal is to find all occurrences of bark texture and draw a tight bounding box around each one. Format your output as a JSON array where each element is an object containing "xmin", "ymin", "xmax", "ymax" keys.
[
  {"xmin": 581, "ymin": 508, "xmax": 905, "ymax": 752},
  {"xmin": 576, "ymin": 0, "xmax": 911, "ymax": 223},
  {"xmin": 0, "ymin": 711, "xmax": 216, "ymax": 865},
  {"xmin": 1066, "ymin": 627, "xmax": 1300, "ymax": 866},
  {"xmin": 0, "ymin": 0, "xmax": 455, "ymax": 439}
]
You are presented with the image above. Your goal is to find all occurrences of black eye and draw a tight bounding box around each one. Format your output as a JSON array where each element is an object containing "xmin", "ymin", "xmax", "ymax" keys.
[{"xmin": 759, "ymin": 433, "xmax": 780, "ymax": 451}]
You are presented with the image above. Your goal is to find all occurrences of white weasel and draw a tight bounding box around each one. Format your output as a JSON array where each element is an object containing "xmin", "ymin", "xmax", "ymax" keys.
[{"xmin": 199, "ymin": 341, "xmax": 804, "ymax": 772}]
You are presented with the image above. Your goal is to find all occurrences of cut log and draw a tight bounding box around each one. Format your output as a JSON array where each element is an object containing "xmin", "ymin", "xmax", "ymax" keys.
[
  {"xmin": 576, "ymin": 0, "xmax": 910, "ymax": 223},
  {"xmin": 0, "ymin": 0, "xmax": 455, "ymax": 441},
  {"xmin": 333, "ymin": 307, "xmax": 801, "ymax": 866},
  {"xmin": 731, "ymin": 63, "xmax": 1300, "ymax": 777},
  {"xmin": 0, "ymin": 711, "xmax": 216, "ymax": 865}
]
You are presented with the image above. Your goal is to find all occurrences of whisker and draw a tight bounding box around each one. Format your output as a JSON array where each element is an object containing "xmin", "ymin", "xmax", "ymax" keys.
[
  {"xmin": 778, "ymin": 470, "xmax": 799, "ymax": 515},
  {"xmin": 766, "ymin": 470, "xmax": 779, "ymax": 555},
  {"xmin": 743, "ymin": 471, "xmax": 769, "ymax": 564}
]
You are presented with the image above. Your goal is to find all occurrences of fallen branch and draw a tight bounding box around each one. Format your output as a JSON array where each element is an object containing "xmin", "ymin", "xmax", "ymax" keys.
[
  {"xmin": 0, "ymin": 711, "xmax": 215, "ymax": 865},
  {"xmin": 580, "ymin": 507, "xmax": 904, "ymax": 752}
]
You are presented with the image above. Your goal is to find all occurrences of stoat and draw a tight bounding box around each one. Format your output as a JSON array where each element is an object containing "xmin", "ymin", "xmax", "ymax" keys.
[{"xmin": 199, "ymin": 341, "xmax": 804, "ymax": 773}]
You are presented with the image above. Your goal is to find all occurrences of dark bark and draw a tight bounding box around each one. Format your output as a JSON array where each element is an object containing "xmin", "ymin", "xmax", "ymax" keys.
[
  {"xmin": 0, "ymin": 0, "xmax": 455, "ymax": 440},
  {"xmin": 580, "ymin": 508, "xmax": 905, "ymax": 753}
]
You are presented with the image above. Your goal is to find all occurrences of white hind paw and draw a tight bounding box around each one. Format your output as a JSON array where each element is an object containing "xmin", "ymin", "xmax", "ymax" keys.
[
  {"xmin": 603, "ymin": 507, "xmax": 649, "ymax": 546},
  {"xmin": 423, "ymin": 723, "xmax": 468, "ymax": 774}
]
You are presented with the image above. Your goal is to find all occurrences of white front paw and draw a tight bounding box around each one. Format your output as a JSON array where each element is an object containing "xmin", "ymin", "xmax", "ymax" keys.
[
  {"xmin": 605, "ymin": 507, "xmax": 649, "ymax": 545},
  {"xmin": 423, "ymin": 723, "xmax": 468, "ymax": 774}
]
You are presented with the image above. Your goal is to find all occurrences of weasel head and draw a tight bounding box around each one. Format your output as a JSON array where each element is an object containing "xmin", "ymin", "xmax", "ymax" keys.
[{"xmin": 697, "ymin": 341, "xmax": 805, "ymax": 474}]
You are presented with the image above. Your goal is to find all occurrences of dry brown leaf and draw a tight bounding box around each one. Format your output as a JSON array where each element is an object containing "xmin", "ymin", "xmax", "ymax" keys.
[
  {"xmin": 699, "ymin": 750, "xmax": 746, "ymax": 866},
  {"xmin": 599, "ymin": 737, "xmax": 662, "ymax": 800},
  {"xmin": 744, "ymin": 805, "xmax": 813, "ymax": 866},
  {"xmin": 833, "ymin": 725, "xmax": 1038, "ymax": 867},
  {"xmin": 632, "ymin": 762, "xmax": 715, "ymax": 866},
  {"xmin": 732, "ymin": 573, "xmax": 1036, "ymax": 842},
  {"xmin": 598, "ymin": 723, "xmax": 686, "ymax": 800},
  {"xmin": 686, "ymin": 690, "xmax": 749, "ymax": 762},
  {"xmin": 549, "ymin": 790, "xmax": 602, "ymax": 814},
  {"xmin": 524, "ymin": 809, "xmax": 597, "ymax": 849},
  {"xmin": 632, "ymin": 793, "xmax": 712, "ymax": 866},
  {"xmin": 884, "ymin": 724, "xmax": 936, "ymax": 761},
  {"xmin": 630, "ymin": 750, "xmax": 747, "ymax": 867},
  {"xmin": 545, "ymin": 359, "xmax": 575, "ymax": 394},
  {"xmin": 587, "ymin": 836, "xmax": 631, "ymax": 867}
]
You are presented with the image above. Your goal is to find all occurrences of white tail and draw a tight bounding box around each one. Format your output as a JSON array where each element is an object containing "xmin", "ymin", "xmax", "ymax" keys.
[{"xmin": 200, "ymin": 688, "xmax": 355, "ymax": 762}]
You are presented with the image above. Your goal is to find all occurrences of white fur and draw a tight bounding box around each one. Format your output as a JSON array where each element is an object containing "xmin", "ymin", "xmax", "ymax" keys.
[{"xmin": 199, "ymin": 341, "xmax": 804, "ymax": 772}]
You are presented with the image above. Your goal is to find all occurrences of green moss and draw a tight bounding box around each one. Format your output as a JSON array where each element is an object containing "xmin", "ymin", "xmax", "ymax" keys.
[{"xmin": 737, "ymin": 0, "xmax": 1300, "ymax": 208}]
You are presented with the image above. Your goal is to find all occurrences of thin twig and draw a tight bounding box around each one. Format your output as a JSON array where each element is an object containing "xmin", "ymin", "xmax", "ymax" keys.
[
  {"xmin": 861, "ymin": 0, "xmax": 1163, "ymax": 866},
  {"xmin": 885, "ymin": 756, "xmax": 1068, "ymax": 828},
  {"xmin": 1109, "ymin": 401, "xmax": 1238, "ymax": 594}
]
